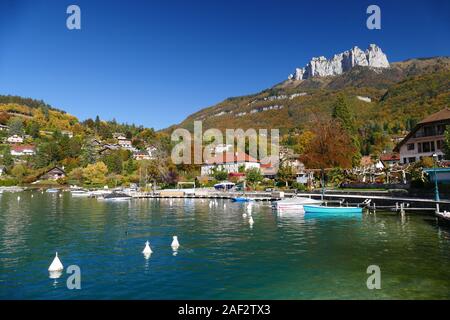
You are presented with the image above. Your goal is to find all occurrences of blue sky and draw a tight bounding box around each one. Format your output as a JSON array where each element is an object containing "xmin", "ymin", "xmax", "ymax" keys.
[{"xmin": 0, "ymin": 0, "xmax": 448, "ymax": 129}]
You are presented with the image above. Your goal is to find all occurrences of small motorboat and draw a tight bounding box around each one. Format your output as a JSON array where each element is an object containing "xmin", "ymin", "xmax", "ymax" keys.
[
  {"xmin": 274, "ymin": 197, "xmax": 321, "ymax": 211},
  {"xmin": 303, "ymin": 205, "xmax": 363, "ymax": 215},
  {"xmin": 46, "ymin": 188, "xmax": 59, "ymax": 193},
  {"xmin": 70, "ymin": 189, "xmax": 90, "ymax": 197},
  {"xmin": 103, "ymin": 192, "xmax": 132, "ymax": 201},
  {"xmin": 232, "ymin": 197, "xmax": 253, "ymax": 202}
]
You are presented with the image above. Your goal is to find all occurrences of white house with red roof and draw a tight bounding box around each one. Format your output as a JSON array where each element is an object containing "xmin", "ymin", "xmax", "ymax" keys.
[
  {"xmin": 11, "ymin": 144, "xmax": 36, "ymax": 156},
  {"xmin": 201, "ymin": 151, "xmax": 260, "ymax": 176}
]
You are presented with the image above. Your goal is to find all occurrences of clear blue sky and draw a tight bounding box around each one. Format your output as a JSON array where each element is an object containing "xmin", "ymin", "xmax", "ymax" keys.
[{"xmin": 0, "ymin": 0, "xmax": 448, "ymax": 130}]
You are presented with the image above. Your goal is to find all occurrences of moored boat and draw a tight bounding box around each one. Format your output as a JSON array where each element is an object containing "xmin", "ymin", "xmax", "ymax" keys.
[
  {"xmin": 231, "ymin": 197, "xmax": 253, "ymax": 202},
  {"xmin": 274, "ymin": 197, "xmax": 321, "ymax": 211},
  {"xmin": 70, "ymin": 189, "xmax": 90, "ymax": 197},
  {"xmin": 102, "ymin": 192, "xmax": 132, "ymax": 201},
  {"xmin": 303, "ymin": 205, "xmax": 363, "ymax": 215},
  {"xmin": 46, "ymin": 188, "xmax": 59, "ymax": 193}
]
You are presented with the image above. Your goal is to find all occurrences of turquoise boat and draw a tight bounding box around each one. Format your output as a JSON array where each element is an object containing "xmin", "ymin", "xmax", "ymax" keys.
[
  {"xmin": 303, "ymin": 205, "xmax": 362, "ymax": 215},
  {"xmin": 232, "ymin": 197, "xmax": 253, "ymax": 202}
]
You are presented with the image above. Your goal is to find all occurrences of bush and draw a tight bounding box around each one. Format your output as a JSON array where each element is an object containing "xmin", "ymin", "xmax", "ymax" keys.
[
  {"xmin": 0, "ymin": 178, "xmax": 19, "ymax": 186},
  {"xmin": 291, "ymin": 182, "xmax": 306, "ymax": 191}
]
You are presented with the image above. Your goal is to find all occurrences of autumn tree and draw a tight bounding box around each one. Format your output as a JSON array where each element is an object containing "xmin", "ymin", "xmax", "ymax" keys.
[
  {"xmin": 300, "ymin": 117, "xmax": 357, "ymax": 169},
  {"xmin": 82, "ymin": 162, "xmax": 108, "ymax": 187}
]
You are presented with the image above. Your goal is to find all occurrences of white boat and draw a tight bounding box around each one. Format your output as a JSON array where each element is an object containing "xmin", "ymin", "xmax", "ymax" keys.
[
  {"xmin": 46, "ymin": 188, "xmax": 59, "ymax": 193},
  {"xmin": 102, "ymin": 192, "xmax": 132, "ymax": 201},
  {"xmin": 274, "ymin": 197, "xmax": 322, "ymax": 211},
  {"xmin": 70, "ymin": 189, "xmax": 90, "ymax": 197}
]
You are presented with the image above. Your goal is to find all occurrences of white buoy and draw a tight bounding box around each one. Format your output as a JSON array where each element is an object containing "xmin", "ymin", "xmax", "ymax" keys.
[
  {"xmin": 243, "ymin": 213, "xmax": 247, "ymax": 218},
  {"xmin": 31, "ymin": 194, "xmax": 34, "ymax": 198},
  {"xmin": 249, "ymin": 216, "xmax": 254, "ymax": 225},
  {"xmin": 171, "ymin": 236, "xmax": 180, "ymax": 250},
  {"xmin": 48, "ymin": 252, "xmax": 64, "ymax": 272},
  {"xmin": 142, "ymin": 241, "xmax": 153, "ymax": 255}
]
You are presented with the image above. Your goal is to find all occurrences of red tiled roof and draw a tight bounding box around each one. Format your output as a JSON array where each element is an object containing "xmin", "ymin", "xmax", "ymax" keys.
[
  {"xmin": 380, "ymin": 153, "xmax": 400, "ymax": 161},
  {"xmin": 11, "ymin": 145, "xmax": 35, "ymax": 152},
  {"xmin": 204, "ymin": 152, "xmax": 259, "ymax": 164}
]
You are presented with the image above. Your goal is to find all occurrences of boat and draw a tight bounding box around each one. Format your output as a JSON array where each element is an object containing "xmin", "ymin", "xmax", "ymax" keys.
[
  {"xmin": 214, "ymin": 181, "xmax": 235, "ymax": 191},
  {"xmin": 102, "ymin": 192, "xmax": 132, "ymax": 201},
  {"xmin": 70, "ymin": 189, "xmax": 90, "ymax": 197},
  {"xmin": 46, "ymin": 188, "xmax": 59, "ymax": 193},
  {"xmin": 436, "ymin": 211, "xmax": 450, "ymax": 226},
  {"xmin": 274, "ymin": 197, "xmax": 322, "ymax": 211},
  {"xmin": 303, "ymin": 205, "xmax": 363, "ymax": 215},
  {"xmin": 231, "ymin": 197, "xmax": 253, "ymax": 202}
]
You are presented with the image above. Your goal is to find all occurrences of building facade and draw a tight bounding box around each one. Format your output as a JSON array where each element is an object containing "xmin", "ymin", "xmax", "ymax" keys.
[
  {"xmin": 201, "ymin": 152, "xmax": 260, "ymax": 176},
  {"xmin": 395, "ymin": 108, "xmax": 449, "ymax": 164}
]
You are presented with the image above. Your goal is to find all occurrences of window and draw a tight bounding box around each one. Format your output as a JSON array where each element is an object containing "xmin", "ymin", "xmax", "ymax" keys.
[
  {"xmin": 407, "ymin": 143, "xmax": 414, "ymax": 151},
  {"xmin": 418, "ymin": 141, "xmax": 435, "ymax": 153}
]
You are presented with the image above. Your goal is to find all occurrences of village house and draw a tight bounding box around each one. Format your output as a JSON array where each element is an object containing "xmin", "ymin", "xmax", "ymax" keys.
[
  {"xmin": 379, "ymin": 152, "xmax": 400, "ymax": 167},
  {"xmin": 7, "ymin": 135, "xmax": 24, "ymax": 144},
  {"xmin": 201, "ymin": 152, "xmax": 260, "ymax": 176},
  {"xmin": 394, "ymin": 108, "xmax": 450, "ymax": 164},
  {"xmin": 61, "ymin": 130, "xmax": 73, "ymax": 138},
  {"xmin": 117, "ymin": 136, "xmax": 132, "ymax": 149},
  {"xmin": 10, "ymin": 145, "xmax": 36, "ymax": 156},
  {"xmin": 38, "ymin": 167, "xmax": 66, "ymax": 181},
  {"xmin": 133, "ymin": 150, "xmax": 152, "ymax": 161}
]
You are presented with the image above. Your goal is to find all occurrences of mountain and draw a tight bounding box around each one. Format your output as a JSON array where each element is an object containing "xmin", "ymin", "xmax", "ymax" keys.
[
  {"xmin": 288, "ymin": 44, "xmax": 389, "ymax": 80},
  {"xmin": 168, "ymin": 54, "xmax": 450, "ymax": 137}
]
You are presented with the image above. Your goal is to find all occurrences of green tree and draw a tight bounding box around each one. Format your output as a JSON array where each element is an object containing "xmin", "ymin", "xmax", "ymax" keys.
[
  {"xmin": 245, "ymin": 167, "xmax": 263, "ymax": 189},
  {"xmin": 11, "ymin": 164, "xmax": 27, "ymax": 182},
  {"xmin": 212, "ymin": 167, "xmax": 228, "ymax": 181},
  {"xmin": 277, "ymin": 163, "xmax": 296, "ymax": 187},
  {"xmin": 332, "ymin": 95, "xmax": 354, "ymax": 132},
  {"xmin": 28, "ymin": 121, "xmax": 40, "ymax": 138},
  {"xmin": 1, "ymin": 146, "xmax": 13, "ymax": 167},
  {"xmin": 81, "ymin": 140, "xmax": 97, "ymax": 166},
  {"xmin": 444, "ymin": 126, "xmax": 450, "ymax": 160},
  {"xmin": 101, "ymin": 150, "xmax": 123, "ymax": 174},
  {"xmin": 8, "ymin": 118, "xmax": 24, "ymax": 136}
]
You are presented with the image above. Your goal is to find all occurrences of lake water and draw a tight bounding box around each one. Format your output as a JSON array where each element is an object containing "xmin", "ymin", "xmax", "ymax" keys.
[{"xmin": 1, "ymin": 191, "xmax": 450, "ymax": 299}]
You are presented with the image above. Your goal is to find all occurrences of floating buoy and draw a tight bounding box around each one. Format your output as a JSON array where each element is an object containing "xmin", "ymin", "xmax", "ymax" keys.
[
  {"xmin": 48, "ymin": 252, "xmax": 64, "ymax": 272},
  {"xmin": 17, "ymin": 196, "xmax": 21, "ymax": 201},
  {"xmin": 31, "ymin": 194, "xmax": 34, "ymax": 198},
  {"xmin": 171, "ymin": 236, "xmax": 180, "ymax": 250},
  {"xmin": 142, "ymin": 241, "xmax": 152, "ymax": 256},
  {"xmin": 243, "ymin": 213, "xmax": 247, "ymax": 218}
]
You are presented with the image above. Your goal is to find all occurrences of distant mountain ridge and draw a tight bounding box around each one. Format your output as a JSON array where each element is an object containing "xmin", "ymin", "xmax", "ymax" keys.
[{"xmin": 288, "ymin": 44, "xmax": 389, "ymax": 80}]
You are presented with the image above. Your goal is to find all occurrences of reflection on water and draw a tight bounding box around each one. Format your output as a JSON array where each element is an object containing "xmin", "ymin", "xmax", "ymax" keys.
[{"xmin": 0, "ymin": 191, "xmax": 450, "ymax": 299}]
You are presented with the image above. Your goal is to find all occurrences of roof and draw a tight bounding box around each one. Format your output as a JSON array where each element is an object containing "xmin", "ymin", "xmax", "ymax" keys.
[
  {"xmin": 203, "ymin": 152, "xmax": 259, "ymax": 165},
  {"xmin": 394, "ymin": 108, "xmax": 450, "ymax": 152},
  {"xmin": 11, "ymin": 144, "xmax": 35, "ymax": 152},
  {"xmin": 418, "ymin": 108, "xmax": 450, "ymax": 124},
  {"xmin": 380, "ymin": 153, "xmax": 400, "ymax": 162}
]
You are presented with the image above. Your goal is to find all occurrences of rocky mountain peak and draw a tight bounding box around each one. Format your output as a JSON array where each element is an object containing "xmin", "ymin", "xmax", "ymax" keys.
[{"xmin": 288, "ymin": 44, "xmax": 390, "ymax": 80}]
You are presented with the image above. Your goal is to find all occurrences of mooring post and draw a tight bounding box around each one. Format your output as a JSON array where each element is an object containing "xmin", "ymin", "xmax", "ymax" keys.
[
  {"xmin": 400, "ymin": 203, "xmax": 405, "ymax": 215},
  {"xmin": 436, "ymin": 203, "xmax": 440, "ymax": 214}
]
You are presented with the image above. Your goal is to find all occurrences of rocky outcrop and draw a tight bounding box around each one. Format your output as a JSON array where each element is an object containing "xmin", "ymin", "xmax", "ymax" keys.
[{"xmin": 289, "ymin": 44, "xmax": 389, "ymax": 80}]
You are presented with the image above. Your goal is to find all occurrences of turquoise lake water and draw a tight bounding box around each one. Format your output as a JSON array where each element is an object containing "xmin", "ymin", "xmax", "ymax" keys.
[{"xmin": 1, "ymin": 191, "xmax": 449, "ymax": 299}]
